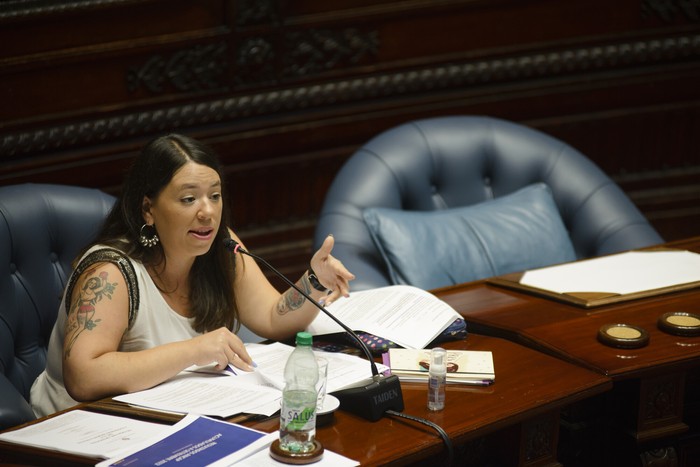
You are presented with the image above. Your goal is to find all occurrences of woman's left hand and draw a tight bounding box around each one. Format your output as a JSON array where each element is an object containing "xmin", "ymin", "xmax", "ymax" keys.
[{"xmin": 310, "ymin": 234, "xmax": 355, "ymax": 306}]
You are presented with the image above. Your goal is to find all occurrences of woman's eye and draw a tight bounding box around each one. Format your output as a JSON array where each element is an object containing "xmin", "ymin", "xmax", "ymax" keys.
[
  {"xmin": 211, "ymin": 193, "xmax": 222, "ymax": 201},
  {"xmin": 181, "ymin": 196, "xmax": 196, "ymax": 204}
]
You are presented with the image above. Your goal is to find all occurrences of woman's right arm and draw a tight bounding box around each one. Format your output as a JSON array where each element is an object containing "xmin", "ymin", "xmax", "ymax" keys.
[{"xmin": 62, "ymin": 262, "xmax": 251, "ymax": 402}]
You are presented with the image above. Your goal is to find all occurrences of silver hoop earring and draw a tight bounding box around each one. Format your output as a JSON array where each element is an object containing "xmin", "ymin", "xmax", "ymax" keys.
[{"xmin": 139, "ymin": 223, "xmax": 160, "ymax": 248}]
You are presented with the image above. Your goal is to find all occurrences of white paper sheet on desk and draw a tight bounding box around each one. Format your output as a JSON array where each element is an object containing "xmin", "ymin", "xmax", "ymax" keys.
[
  {"xmin": 111, "ymin": 343, "xmax": 384, "ymax": 418},
  {"xmin": 306, "ymin": 285, "xmax": 461, "ymax": 349},
  {"xmin": 249, "ymin": 342, "xmax": 389, "ymax": 392},
  {"xmin": 519, "ymin": 250, "xmax": 700, "ymax": 295},
  {"xmin": 113, "ymin": 372, "xmax": 282, "ymax": 418},
  {"xmin": 0, "ymin": 409, "xmax": 167, "ymax": 458}
]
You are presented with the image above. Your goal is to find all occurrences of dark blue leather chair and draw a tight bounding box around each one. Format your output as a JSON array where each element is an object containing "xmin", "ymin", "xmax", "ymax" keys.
[
  {"xmin": 0, "ymin": 184, "xmax": 115, "ymax": 429},
  {"xmin": 314, "ymin": 116, "xmax": 663, "ymax": 291}
]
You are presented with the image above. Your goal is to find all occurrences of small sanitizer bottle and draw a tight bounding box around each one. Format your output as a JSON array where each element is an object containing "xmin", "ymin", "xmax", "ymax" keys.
[{"xmin": 428, "ymin": 347, "xmax": 446, "ymax": 411}]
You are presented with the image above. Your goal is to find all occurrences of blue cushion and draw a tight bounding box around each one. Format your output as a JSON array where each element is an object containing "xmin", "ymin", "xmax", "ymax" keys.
[{"xmin": 363, "ymin": 183, "xmax": 576, "ymax": 290}]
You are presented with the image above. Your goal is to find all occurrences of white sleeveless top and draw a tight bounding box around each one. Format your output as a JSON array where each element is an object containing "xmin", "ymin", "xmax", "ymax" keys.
[{"xmin": 30, "ymin": 246, "xmax": 201, "ymax": 418}]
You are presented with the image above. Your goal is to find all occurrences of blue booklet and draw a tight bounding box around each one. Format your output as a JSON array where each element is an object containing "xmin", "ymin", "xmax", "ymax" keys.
[{"xmin": 99, "ymin": 414, "xmax": 272, "ymax": 466}]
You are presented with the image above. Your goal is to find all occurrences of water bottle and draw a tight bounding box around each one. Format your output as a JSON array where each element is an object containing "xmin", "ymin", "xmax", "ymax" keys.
[{"xmin": 279, "ymin": 331, "xmax": 319, "ymax": 453}]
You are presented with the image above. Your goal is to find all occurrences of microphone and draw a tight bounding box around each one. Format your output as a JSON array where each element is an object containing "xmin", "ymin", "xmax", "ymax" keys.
[{"xmin": 223, "ymin": 237, "xmax": 404, "ymax": 422}]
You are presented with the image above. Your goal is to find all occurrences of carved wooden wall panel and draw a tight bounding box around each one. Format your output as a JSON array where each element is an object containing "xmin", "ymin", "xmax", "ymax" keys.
[{"xmin": 1, "ymin": 0, "xmax": 699, "ymax": 286}]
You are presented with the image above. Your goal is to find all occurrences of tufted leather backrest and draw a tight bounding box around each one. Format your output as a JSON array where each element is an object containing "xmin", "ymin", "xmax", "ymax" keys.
[
  {"xmin": 0, "ymin": 183, "xmax": 115, "ymax": 429},
  {"xmin": 314, "ymin": 116, "xmax": 663, "ymax": 291}
]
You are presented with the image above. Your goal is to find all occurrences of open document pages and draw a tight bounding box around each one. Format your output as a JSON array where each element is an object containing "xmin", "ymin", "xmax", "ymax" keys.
[
  {"xmin": 111, "ymin": 342, "xmax": 388, "ymax": 419},
  {"xmin": 306, "ymin": 284, "xmax": 462, "ymax": 349}
]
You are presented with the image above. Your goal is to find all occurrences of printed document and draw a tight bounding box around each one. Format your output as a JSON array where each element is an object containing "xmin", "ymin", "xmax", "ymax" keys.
[
  {"xmin": 249, "ymin": 342, "xmax": 389, "ymax": 391},
  {"xmin": 0, "ymin": 410, "xmax": 359, "ymax": 466},
  {"xmin": 0, "ymin": 409, "xmax": 167, "ymax": 458},
  {"xmin": 113, "ymin": 371, "xmax": 282, "ymax": 418},
  {"xmin": 110, "ymin": 342, "xmax": 384, "ymax": 417},
  {"xmin": 97, "ymin": 414, "xmax": 273, "ymax": 467},
  {"xmin": 306, "ymin": 285, "xmax": 461, "ymax": 349},
  {"xmin": 98, "ymin": 413, "xmax": 359, "ymax": 467}
]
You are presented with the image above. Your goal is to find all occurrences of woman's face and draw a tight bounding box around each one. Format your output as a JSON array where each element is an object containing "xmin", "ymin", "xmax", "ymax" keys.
[{"xmin": 143, "ymin": 161, "xmax": 223, "ymax": 260}]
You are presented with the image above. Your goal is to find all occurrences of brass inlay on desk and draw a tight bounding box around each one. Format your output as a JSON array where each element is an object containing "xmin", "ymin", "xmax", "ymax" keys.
[
  {"xmin": 658, "ymin": 311, "xmax": 700, "ymax": 337},
  {"xmin": 597, "ymin": 324, "xmax": 649, "ymax": 349},
  {"xmin": 606, "ymin": 326, "xmax": 641, "ymax": 339}
]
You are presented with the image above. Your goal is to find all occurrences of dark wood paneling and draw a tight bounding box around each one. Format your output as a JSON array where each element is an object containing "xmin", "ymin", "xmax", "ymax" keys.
[{"xmin": 1, "ymin": 0, "xmax": 699, "ymax": 287}]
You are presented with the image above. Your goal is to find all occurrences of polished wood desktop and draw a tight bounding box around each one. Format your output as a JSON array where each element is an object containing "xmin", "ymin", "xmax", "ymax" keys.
[
  {"xmin": 0, "ymin": 334, "xmax": 610, "ymax": 467},
  {"xmin": 437, "ymin": 236, "xmax": 700, "ymax": 466}
]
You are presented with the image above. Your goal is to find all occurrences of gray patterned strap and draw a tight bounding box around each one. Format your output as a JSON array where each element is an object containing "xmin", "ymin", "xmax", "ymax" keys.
[{"xmin": 65, "ymin": 248, "xmax": 140, "ymax": 329}]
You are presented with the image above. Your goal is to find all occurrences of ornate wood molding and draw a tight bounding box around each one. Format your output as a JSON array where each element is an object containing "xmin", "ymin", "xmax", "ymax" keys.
[
  {"xmin": 639, "ymin": 446, "xmax": 679, "ymax": 467},
  {"xmin": 235, "ymin": 29, "xmax": 379, "ymax": 85},
  {"xmin": 643, "ymin": 0, "xmax": 700, "ymax": 22},
  {"xmin": 127, "ymin": 42, "xmax": 229, "ymax": 93},
  {"xmin": 282, "ymin": 28, "xmax": 379, "ymax": 79},
  {"xmin": 234, "ymin": 0, "xmax": 279, "ymax": 27},
  {"xmin": 644, "ymin": 378, "xmax": 680, "ymax": 421},
  {"xmin": 3, "ymin": 33, "xmax": 700, "ymax": 157},
  {"xmin": 524, "ymin": 413, "xmax": 558, "ymax": 462},
  {"xmin": 636, "ymin": 373, "xmax": 688, "ymax": 443},
  {"xmin": 0, "ymin": 0, "xmax": 135, "ymax": 19}
]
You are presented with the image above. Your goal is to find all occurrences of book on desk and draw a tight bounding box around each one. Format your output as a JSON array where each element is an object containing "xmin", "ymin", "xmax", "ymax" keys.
[{"xmin": 385, "ymin": 348, "xmax": 495, "ymax": 385}]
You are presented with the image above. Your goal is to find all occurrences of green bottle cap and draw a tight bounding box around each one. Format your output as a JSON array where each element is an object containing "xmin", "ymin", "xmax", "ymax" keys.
[{"xmin": 296, "ymin": 331, "xmax": 313, "ymax": 346}]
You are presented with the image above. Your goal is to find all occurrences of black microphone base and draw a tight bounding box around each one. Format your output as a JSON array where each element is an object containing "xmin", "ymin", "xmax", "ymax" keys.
[{"xmin": 331, "ymin": 374, "xmax": 404, "ymax": 422}]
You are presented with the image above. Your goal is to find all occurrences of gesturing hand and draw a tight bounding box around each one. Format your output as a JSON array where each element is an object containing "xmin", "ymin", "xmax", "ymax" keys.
[
  {"xmin": 310, "ymin": 234, "xmax": 355, "ymax": 306},
  {"xmin": 191, "ymin": 327, "xmax": 254, "ymax": 372}
]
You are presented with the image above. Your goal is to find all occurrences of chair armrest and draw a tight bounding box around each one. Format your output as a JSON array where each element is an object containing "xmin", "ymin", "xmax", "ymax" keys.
[{"xmin": 0, "ymin": 375, "xmax": 36, "ymax": 430}]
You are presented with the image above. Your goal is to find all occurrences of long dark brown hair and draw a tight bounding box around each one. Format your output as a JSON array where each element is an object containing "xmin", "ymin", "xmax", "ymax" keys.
[{"xmin": 88, "ymin": 134, "xmax": 239, "ymax": 333}]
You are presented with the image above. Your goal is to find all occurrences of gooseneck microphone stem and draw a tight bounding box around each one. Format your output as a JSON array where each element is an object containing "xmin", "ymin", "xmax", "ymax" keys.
[
  {"xmin": 223, "ymin": 237, "xmax": 404, "ymax": 422},
  {"xmin": 223, "ymin": 237, "xmax": 379, "ymax": 376}
]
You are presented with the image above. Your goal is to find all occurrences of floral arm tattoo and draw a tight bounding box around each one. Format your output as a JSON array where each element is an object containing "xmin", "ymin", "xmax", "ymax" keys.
[
  {"xmin": 64, "ymin": 268, "xmax": 117, "ymax": 358},
  {"xmin": 276, "ymin": 274, "xmax": 313, "ymax": 315}
]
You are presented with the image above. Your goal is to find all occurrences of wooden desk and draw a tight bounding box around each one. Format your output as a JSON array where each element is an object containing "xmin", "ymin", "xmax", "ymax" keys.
[
  {"xmin": 0, "ymin": 335, "xmax": 609, "ymax": 467},
  {"xmin": 437, "ymin": 236, "xmax": 700, "ymax": 466}
]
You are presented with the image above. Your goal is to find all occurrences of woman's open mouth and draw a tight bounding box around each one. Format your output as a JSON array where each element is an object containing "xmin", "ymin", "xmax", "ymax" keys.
[{"xmin": 190, "ymin": 228, "xmax": 215, "ymax": 240}]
